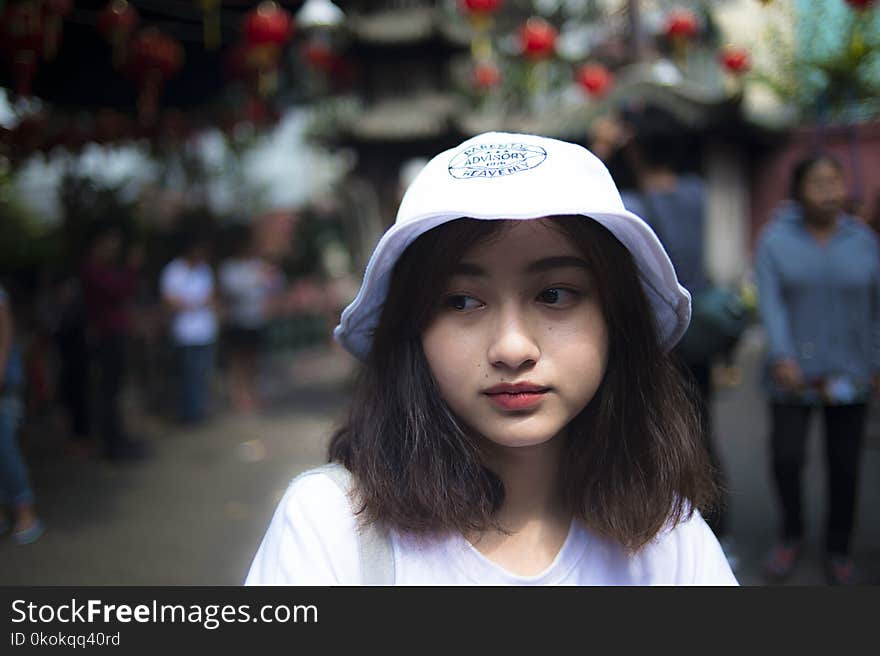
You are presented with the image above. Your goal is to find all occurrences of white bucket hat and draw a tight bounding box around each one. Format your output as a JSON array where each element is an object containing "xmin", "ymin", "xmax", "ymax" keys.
[{"xmin": 334, "ymin": 131, "xmax": 691, "ymax": 360}]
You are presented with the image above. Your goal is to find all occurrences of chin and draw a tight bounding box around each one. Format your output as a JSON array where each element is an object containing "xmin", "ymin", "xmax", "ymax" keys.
[{"xmin": 479, "ymin": 427, "xmax": 563, "ymax": 450}]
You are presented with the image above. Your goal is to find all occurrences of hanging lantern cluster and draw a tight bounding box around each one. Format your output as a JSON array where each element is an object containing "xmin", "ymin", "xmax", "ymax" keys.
[
  {"xmin": 460, "ymin": 0, "xmax": 504, "ymax": 92},
  {"xmin": 297, "ymin": 0, "xmax": 348, "ymax": 82},
  {"xmin": 126, "ymin": 28, "xmax": 185, "ymax": 125},
  {"xmin": 719, "ymin": 46, "xmax": 750, "ymax": 76},
  {"xmin": 236, "ymin": 0, "xmax": 295, "ymax": 97},
  {"xmin": 663, "ymin": 8, "xmax": 699, "ymax": 67},
  {"xmin": 0, "ymin": 0, "xmax": 75, "ymax": 98},
  {"xmin": 575, "ymin": 63, "xmax": 613, "ymax": 98},
  {"xmin": 472, "ymin": 60, "xmax": 502, "ymax": 90},
  {"xmin": 518, "ymin": 17, "xmax": 558, "ymax": 60},
  {"xmin": 97, "ymin": 0, "xmax": 140, "ymax": 69}
]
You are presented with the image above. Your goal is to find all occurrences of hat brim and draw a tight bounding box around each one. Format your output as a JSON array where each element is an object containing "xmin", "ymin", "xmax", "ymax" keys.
[{"xmin": 333, "ymin": 211, "xmax": 691, "ymax": 361}]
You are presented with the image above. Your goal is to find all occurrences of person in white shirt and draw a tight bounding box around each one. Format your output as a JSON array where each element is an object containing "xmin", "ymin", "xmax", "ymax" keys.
[
  {"xmin": 219, "ymin": 225, "xmax": 283, "ymax": 414},
  {"xmin": 245, "ymin": 132, "xmax": 738, "ymax": 585},
  {"xmin": 160, "ymin": 232, "xmax": 218, "ymax": 424}
]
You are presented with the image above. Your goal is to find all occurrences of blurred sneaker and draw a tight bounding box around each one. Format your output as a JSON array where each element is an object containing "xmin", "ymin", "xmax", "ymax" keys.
[
  {"xmin": 826, "ymin": 554, "xmax": 858, "ymax": 586},
  {"xmin": 764, "ymin": 541, "xmax": 802, "ymax": 581}
]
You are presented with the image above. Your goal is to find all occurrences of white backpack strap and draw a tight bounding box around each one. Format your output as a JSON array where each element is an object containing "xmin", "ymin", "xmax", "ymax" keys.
[{"xmin": 317, "ymin": 463, "xmax": 395, "ymax": 585}]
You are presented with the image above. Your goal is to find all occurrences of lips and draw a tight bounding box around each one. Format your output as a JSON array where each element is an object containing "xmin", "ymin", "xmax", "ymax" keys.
[
  {"xmin": 483, "ymin": 382, "xmax": 550, "ymax": 411},
  {"xmin": 484, "ymin": 382, "xmax": 549, "ymax": 394}
]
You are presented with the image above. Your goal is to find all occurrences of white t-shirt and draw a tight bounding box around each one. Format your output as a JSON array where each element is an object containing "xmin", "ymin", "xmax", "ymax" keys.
[
  {"xmin": 218, "ymin": 257, "xmax": 279, "ymax": 329},
  {"xmin": 244, "ymin": 468, "xmax": 739, "ymax": 586},
  {"xmin": 160, "ymin": 258, "xmax": 218, "ymax": 346}
]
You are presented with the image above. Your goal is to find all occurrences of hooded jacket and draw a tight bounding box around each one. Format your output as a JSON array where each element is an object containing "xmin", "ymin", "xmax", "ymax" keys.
[{"xmin": 754, "ymin": 201, "xmax": 880, "ymax": 401}]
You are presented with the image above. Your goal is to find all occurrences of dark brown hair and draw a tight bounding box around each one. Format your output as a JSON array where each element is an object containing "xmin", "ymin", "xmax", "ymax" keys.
[{"xmin": 329, "ymin": 216, "xmax": 718, "ymax": 552}]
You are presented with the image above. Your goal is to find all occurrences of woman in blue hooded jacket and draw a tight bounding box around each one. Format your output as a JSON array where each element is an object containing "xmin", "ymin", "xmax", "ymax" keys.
[{"xmin": 754, "ymin": 154, "xmax": 880, "ymax": 585}]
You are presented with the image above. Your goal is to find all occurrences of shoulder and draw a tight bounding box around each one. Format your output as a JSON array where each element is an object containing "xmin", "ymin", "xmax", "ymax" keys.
[
  {"xmin": 841, "ymin": 215, "xmax": 878, "ymax": 242},
  {"xmin": 756, "ymin": 216, "xmax": 796, "ymax": 255},
  {"xmin": 634, "ymin": 510, "xmax": 738, "ymax": 585},
  {"xmin": 677, "ymin": 174, "xmax": 706, "ymax": 197},
  {"xmin": 244, "ymin": 466, "xmax": 361, "ymax": 585}
]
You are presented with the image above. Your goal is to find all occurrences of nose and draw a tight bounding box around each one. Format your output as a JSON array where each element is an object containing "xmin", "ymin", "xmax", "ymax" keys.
[{"xmin": 486, "ymin": 305, "xmax": 540, "ymax": 372}]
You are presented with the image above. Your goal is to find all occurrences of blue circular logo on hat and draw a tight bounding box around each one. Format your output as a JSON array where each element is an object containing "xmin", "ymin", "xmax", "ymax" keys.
[{"xmin": 448, "ymin": 143, "xmax": 547, "ymax": 180}]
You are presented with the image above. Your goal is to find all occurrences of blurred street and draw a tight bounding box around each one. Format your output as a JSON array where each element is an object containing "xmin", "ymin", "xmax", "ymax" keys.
[{"xmin": 1, "ymin": 328, "xmax": 878, "ymax": 586}]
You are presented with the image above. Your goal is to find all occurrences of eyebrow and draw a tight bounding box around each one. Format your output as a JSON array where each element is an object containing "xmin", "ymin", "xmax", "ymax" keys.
[{"xmin": 452, "ymin": 256, "xmax": 591, "ymax": 276}]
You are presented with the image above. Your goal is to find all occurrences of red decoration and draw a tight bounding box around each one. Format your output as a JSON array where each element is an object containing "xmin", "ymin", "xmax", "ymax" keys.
[
  {"xmin": 845, "ymin": 0, "xmax": 877, "ymax": 10},
  {"xmin": 42, "ymin": 0, "xmax": 74, "ymax": 60},
  {"xmin": 1, "ymin": 1, "xmax": 45, "ymax": 97},
  {"xmin": 518, "ymin": 18, "xmax": 557, "ymax": 60},
  {"xmin": 303, "ymin": 40, "xmax": 337, "ymax": 72},
  {"xmin": 472, "ymin": 60, "xmax": 502, "ymax": 89},
  {"xmin": 244, "ymin": 1, "xmax": 295, "ymax": 46},
  {"xmin": 97, "ymin": 0, "xmax": 140, "ymax": 68},
  {"xmin": 664, "ymin": 10, "xmax": 699, "ymax": 40},
  {"xmin": 127, "ymin": 29, "xmax": 184, "ymax": 124},
  {"xmin": 460, "ymin": 0, "xmax": 503, "ymax": 16},
  {"xmin": 241, "ymin": 1, "xmax": 295, "ymax": 96},
  {"xmin": 576, "ymin": 63, "xmax": 613, "ymax": 98},
  {"xmin": 719, "ymin": 46, "xmax": 750, "ymax": 75}
]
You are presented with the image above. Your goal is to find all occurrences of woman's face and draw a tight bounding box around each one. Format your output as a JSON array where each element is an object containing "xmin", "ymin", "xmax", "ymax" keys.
[
  {"xmin": 421, "ymin": 219, "xmax": 609, "ymax": 451},
  {"xmin": 799, "ymin": 159, "xmax": 846, "ymax": 224}
]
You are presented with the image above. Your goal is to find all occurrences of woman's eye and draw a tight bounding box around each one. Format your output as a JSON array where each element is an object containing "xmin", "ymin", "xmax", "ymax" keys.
[
  {"xmin": 444, "ymin": 294, "xmax": 482, "ymax": 311},
  {"xmin": 538, "ymin": 287, "xmax": 578, "ymax": 305}
]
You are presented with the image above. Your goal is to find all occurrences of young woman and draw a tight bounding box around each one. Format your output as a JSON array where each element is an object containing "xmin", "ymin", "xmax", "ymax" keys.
[
  {"xmin": 755, "ymin": 154, "xmax": 879, "ymax": 585},
  {"xmin": 245, "ymin": 132, "xmax": 737, "ymax": 585}
]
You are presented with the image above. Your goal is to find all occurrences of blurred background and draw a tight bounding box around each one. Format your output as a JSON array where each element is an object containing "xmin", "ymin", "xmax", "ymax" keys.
[{"xmin": 0, "ymin": 0, "xmax": 878, "ymax": 585}]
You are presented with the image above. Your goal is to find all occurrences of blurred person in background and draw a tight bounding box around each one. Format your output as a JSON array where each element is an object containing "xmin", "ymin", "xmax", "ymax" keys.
[
  {"xmin": 80, "ymin": 223, "xmax": 148, "ymax": 461},
  {"xmin": 0, "ymin": 282, "xmax": 44, "ymax": 544},
  {"xmin": 54, "ymin": 273, "xmax": 92, "ymax": 457},
  {"xmin": 160, "ymin": 231, "xmax": 218, "ymax": 425},
  {"xmin": 590, "ymin": 106, "xmax": 735, "ymax": 567},
  {"xmin": 755, "ymin": 153, "xmax": 880, "ymax": 586},
  {"xmin": 219, "ymin": 224, "xmax": 284, "ymax": 414}
]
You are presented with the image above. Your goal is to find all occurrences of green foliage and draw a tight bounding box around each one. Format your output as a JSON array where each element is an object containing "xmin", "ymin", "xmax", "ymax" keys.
[
  {"xmin": 0, "ymin": 159, "xmax": 58, "ymax": 274},
  {"xmin": 794, "ymin": 0, "xmax": 880, "ymax": 120}
]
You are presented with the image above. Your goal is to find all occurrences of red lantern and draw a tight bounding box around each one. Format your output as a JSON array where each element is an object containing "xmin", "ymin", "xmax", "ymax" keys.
[
  {"xmin": 519, "ymin": 18, "xmax": 557, "ymax": 60},
  {"xmin": 127, "ymin": 29, "xmax": 184, "ymax": 124},
  {"xmin": 459, "ymin": 0, "xmax": 503, "ymax": 16},
  {"xmin": 664, "ymin": 10, "xmax": 699, "ymax": 40},
  {"xmin": 244, "ymin": 1, "xmax": 294, "ymax": 46},
  {"xmin": 719, "ymin": 46, "xmax": 750, "ymax": 75},
  {"xmin": 42, "ymin": 0, "xmax": 74, "ymax": 61},
  {"xmin": 1, "ymin": 1, "xmax": 44, "ymax": 97},
  {"xmin": 97, "ymin": 0, "xmax": 140, "ymax": 68},
  {"xmin": 472, "ymin": 60, "xmax": 502, "ymax": 90},
  {"xmin": 242, "ymin": 1, "xmax": 295, "ymax": 96},
  {"xmin": 845, "ymin": 0, "xmax": 876, "ymax": 10},
  {"xmin": 303, "ymin": 39, "xmax": 336, "ymax": 72},
  {"xmin": 576, "ymin": 63, "xmax": 613, "ymax": 98}
]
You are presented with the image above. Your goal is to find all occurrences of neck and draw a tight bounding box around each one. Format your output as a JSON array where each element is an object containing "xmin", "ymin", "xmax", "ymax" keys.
[
  {"xmin": 481, "ymin": 435, "xmax": 567, "ymax": 531},
  {"xmin": 803, "ymin": 211, "xmax": 839, "ymax": 242}
]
